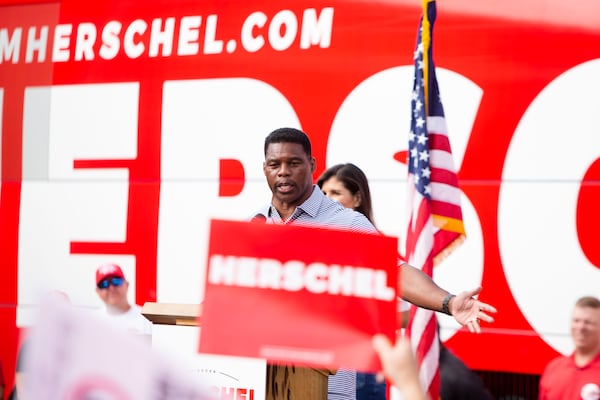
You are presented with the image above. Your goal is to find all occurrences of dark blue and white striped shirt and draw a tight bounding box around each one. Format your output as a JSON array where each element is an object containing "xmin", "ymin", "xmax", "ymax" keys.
[{"xmin": 258, "ymin": 185, "xmax": 378, "ymax": 233}]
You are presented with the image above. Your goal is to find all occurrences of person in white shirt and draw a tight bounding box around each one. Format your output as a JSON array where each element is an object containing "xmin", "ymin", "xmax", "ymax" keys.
[{"xmin": 95, "ymin": 263, "xmax": 152, "ymax": 338}]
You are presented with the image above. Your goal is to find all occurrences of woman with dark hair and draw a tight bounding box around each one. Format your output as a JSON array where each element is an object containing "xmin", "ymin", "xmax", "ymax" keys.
[
  {"xmin": 318, "ymin": 163, "xmax": 494, "ymax": 400},
  {"xmin": 317, "ymin": 163, "xmax": 374, "ymax": 224},
  {"xmin": 318, "ymin": 163, "xmax": 408, "ymax": 400}
]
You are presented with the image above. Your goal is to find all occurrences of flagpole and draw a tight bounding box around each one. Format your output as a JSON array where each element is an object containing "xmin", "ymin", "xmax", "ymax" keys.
[{"xmin": 421, "ymin": 0, "xmax": 431, "ymax": 114}]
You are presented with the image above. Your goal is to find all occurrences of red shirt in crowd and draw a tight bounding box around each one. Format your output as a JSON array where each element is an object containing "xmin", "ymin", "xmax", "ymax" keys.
[{"xmin": 539, "ymin": 352, "xmax": 600, "ymax": 400}]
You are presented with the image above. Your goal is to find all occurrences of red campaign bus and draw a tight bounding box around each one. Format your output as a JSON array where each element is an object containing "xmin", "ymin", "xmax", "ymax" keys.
[{"xmin": 1, "ymin": 0, "xmax": 599, "ymax": 397}]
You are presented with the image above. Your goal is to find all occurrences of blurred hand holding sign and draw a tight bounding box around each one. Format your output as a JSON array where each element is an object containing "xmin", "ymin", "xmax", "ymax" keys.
[
  {"xmin": 24, "ymin": 298, "xmax": 213, "ymax": 400},
  {"xmin": 199, "ymin": 219, "xmax": 399, "ymax": 372}
]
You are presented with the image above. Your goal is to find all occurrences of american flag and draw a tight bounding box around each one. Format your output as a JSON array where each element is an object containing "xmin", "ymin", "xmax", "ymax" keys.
[{"xmin": 405, "ymin": 0, "xmax": 466, "ymax": 399}]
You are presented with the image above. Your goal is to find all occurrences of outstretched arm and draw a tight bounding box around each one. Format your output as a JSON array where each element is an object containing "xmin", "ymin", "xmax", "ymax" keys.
[{"xmin": 399, "ymin": 263, "xmax": 497, "ymax": 333}]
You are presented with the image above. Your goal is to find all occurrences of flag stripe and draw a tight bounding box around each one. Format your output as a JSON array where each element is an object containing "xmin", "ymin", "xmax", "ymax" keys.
[
  {"xmin": 427, "ymin": 116, "xmax": 448, "ymax": 134},
  {"xmin": 430, "ymin": 157, "xmax": 458, "ymax": 174},
  {"xmin": 430, "ymin": 181, "xmax": 462, "ymax": 204},
  {"xmin": 406, "ymin": 198, "xmax": 431, "ymax": 260},
  {"xmin": 431, "ymin": 200, "xmax": 463, "ymax": 219}
]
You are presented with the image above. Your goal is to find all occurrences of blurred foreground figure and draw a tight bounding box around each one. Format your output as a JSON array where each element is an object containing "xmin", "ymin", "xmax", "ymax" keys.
[
  {"xmin": 372, "ymin": 334, "xmax": 426, "ymax": 400},
  {"xmin": 20, "ymin": 295, "xmax": 214, "ymax": 400},
  {"xmin": 9, "ymin": 291, "xmax": 70, "ymax": 400}
]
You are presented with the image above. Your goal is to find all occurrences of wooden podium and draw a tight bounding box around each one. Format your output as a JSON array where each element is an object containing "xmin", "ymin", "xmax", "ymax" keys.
[{"xmin": 142, "ymin": 302, "xmax": 334, "ymax": 400}]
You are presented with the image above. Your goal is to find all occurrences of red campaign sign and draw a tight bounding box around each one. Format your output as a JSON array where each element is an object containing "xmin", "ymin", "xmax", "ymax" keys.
[{"xmin": 199, "ymin": 219, "xmax": 399, "ymax": 372}]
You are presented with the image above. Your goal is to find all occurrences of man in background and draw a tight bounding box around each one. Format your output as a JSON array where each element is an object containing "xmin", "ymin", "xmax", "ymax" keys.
[
  {"xmin": 539, "ymin": 296, "xmax": 600, "ymax": 400},
  {"xmin": 95, "ymin": 263, "xmax": 152, "ymax": 339}
]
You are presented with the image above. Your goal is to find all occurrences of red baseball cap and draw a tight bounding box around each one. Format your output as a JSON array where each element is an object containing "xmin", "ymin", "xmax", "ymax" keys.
[{"xmin": 96, "ymin": 263, "xmax": 125, "ymax": 285}]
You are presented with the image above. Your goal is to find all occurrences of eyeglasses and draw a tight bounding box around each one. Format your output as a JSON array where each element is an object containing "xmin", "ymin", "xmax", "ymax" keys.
[{"xmin": 97, "ymin": 277, "xmax": 124, "ymax": 289}]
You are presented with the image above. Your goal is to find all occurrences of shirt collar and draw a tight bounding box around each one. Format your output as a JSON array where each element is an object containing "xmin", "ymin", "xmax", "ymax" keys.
[
  {"xmin": 268, "ymin": 185, "xmax": 321, "ymax": 221},
  {"xmin": 296, "ymin": 185, "xmax": 322, "ymax": 218}
]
